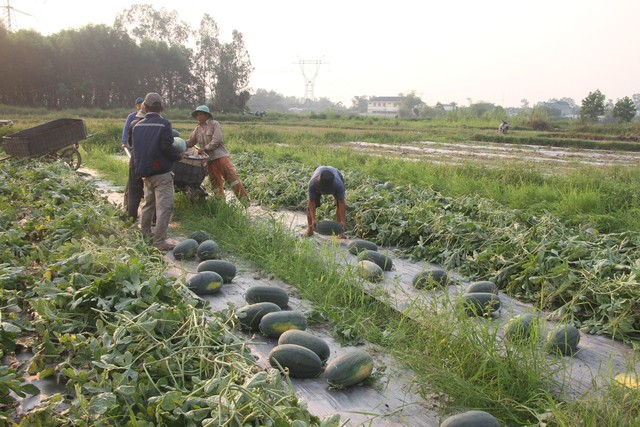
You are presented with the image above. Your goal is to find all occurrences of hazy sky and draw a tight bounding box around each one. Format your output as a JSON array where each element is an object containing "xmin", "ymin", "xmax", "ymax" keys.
[{"xmin": 7, "ymin": 0, "xmax": 640, "ymax": 107}]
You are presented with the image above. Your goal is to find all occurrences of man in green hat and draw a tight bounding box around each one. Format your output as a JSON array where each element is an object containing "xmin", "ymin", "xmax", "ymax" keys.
[{"xmin": 186, "ymin": 105, "xmax": 249, "ymax": 204}]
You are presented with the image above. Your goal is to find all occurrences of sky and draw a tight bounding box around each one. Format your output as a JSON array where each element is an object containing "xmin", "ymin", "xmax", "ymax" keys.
[{"xmin": 5, "ymin": 0, "xmax": 640, "ymax": 108}]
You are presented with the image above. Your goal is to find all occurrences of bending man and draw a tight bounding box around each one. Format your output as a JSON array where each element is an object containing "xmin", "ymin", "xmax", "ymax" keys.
[{"xmin": 306, "ymin": 166, "xmax": 346, "ymax": 237}]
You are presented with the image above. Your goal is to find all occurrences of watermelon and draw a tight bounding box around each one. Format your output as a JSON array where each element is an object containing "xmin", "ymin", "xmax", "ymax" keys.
[
  {"xmin": 440, "ymin": 410, "xmax": 500, "ymax": 427},
  {"xmin": 545, "ymin": 324, "xmax": 580, "ymax": 356},
  {"xmin": 412, "ymin": 268, "xmax": 448, "ymax": 289},
  {"xmin": 356, "ymin": 260, "xmax": 384, "ymax": 282},
  {"xmin": 324, "ymin": 349, "xmax": 373, "ymax": 388},
  {"xmin": 244, "ymin": 285, "xmax": 289, "ymax": 309},
  {"xmin": 278, "ymin": 329, "xmax": 331, "ymax": 363},
  {"xmin": 503, "ymin": 313, "xmax": 538, "ymax": 342},
  {"xmin": 459, "ymin": 292, "xmax": 501, "ymax": 317},
  {"xmin": 186, "ymin": 271, "xmax": 223, "ymax": 295},
  {"xmin": 197, "ymin": 239, "xmax": 220, "ymax": 260},
  {"xmin": 173, "ymin": 238, "xmax": 199, "ymax": 260},
  {"xmin": 259, "ymin": 310, "xmax": 307, "ymax": 338},
  {"xmin": 357, "ymin": 250, "xmax": 393, "ymax": 271},
  {"xmin": 196, "ymin": 259, "xmax": 236, "ymax": 283},
  {"xmin": 173, "ymin": 137, "xmax": 187, "ymax": 153},
  {"xmin": 268, "ymin": 344, "xmax": 323, "ymax": 379},
  {"xmin": 316, "ymin": 220, "xmax": 344, "ymax": 236},
  {"xmin": 465, "ymin": 280, "xmax": 498, "ymax": 294},
  {"xmin": 236, "ymin": 302, "xmax": 281, "ymax": 331},
  {"xmin": 188, "ymin": 230, "xmax": 211, "ymax": 244},
  {"xmin": 347, "ymin": 239, "xmax": 378, "ymax": 255}
]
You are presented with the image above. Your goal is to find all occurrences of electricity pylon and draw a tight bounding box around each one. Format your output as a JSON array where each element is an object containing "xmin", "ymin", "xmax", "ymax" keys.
[
  {"xmin": 2, "ymin": 0, "xmax": 31, "ymax": 32},
  {"xmin": 296, "ymin": 58, "xmax": 325, "ymax": 101}
]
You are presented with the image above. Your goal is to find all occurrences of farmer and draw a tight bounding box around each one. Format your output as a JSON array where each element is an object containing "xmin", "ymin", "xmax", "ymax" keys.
[
  {"xmin": 185, "ymin": 105, "xmax": 249, "ymax": 204},
  {"xmin": 123, "ymin": 106, "xmax": 146, "ymax": 221},
  {"xmin": 306, "ymin": 166, "xmax": 346, "ymax": 237},
  {"xmin": 131, "ymin": 92, "xmax": 183, "ymax": 252},
  {"xmin": 499, "ymin": 120, "xmax": 509, "ymax": 133},
  {"xmin": 121, "ymin": 96, "xmax": 145, "ymax": 213}
]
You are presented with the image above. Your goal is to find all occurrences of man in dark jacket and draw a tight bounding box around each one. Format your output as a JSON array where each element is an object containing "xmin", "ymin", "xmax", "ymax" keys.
[
  {"xmin": 132, "ymin": 92, "xmax": 183, "ymax": 251},
  {"xmin": 306, "ymin": 166, "xmax": 346, "ymax": 237}
]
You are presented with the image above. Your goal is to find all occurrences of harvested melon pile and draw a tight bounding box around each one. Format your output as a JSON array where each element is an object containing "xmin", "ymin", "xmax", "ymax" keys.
[{"xmin": 235, "ymin": 284, "xmax": 376, "ymax": 387}]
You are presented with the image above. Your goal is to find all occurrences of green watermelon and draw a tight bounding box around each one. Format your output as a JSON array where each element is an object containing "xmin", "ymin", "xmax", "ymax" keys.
[
  {"xmin": 173, "ymin": 238, "xmax": 199, "ymax": 260},
  {"xmin": 196, "ymin": 259, "xmax": 236, "ymax": 283},
  {"xmin": 197, "ymin": 239, "xmax": 220, "ymax": 260},
  {"xmin": 412, "ymin": 268, "xmax": 448, "ymax": 289}
]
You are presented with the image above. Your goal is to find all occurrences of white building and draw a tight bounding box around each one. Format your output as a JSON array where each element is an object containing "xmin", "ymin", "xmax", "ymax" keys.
[{"xmin": 367, "ymin": 96, "xmax": 401, "ymax": 117}]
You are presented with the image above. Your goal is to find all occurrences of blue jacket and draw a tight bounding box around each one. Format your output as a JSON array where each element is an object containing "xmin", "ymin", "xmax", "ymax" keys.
[
  {"xmin": 131, "ymin": 113, "xmax": 181, "ymax": 177},
  {"xmin": 121, "ymin": 111, "xmax": 138, "ymax": 145}
]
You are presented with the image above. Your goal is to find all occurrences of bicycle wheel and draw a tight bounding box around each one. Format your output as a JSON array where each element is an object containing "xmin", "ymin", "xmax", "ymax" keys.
[{"xmin": 60, "ymin": 147, "xmax": 82, "ymax": 170}]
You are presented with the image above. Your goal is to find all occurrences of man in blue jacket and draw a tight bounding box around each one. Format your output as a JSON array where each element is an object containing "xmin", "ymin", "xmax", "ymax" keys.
[{"xmin": 132, "ymin": 92, "xmax": 183, "ymax": 251}]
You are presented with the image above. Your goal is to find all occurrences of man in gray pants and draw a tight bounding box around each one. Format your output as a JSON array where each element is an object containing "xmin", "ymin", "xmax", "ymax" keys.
[{"xmin": 131, "ymin": 92, "xmax": 183, "ymax": 251}]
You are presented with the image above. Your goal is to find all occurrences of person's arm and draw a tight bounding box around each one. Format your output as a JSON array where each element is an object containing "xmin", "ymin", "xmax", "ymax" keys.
[
  {"xmin": 121, "ymin": 114, "xmax": 134, "ymax": 146},
  {"xmin": 185, "ymin": 128, "xmax": 199, "ymax": 150},
  {"xmin": 306, "ymin": 199, "xmax": 317, "ymax": 236}
]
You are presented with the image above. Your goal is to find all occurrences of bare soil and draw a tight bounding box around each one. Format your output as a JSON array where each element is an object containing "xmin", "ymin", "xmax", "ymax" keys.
[{"xmin": 341, "ymin": 140, "xmax": 640, "ymax": 170}]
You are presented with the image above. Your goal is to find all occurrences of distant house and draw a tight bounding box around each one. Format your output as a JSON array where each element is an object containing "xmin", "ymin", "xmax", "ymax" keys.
[
  {"xmin": 367, "ymin": 97, "xmax": 401, "ymax": 117},
  {"xmin": 541, "ymin": 101, "xmax": 578, "ymax": 118}
]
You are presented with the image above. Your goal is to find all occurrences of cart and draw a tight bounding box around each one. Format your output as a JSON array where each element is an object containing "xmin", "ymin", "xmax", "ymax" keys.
[
  {"xmin": 1, "ymin": 118, "xmax": 89, "ymax": 170},
  {"xmin": 172, "ymin": 152, "xmax": 209, "ymax": 198}
]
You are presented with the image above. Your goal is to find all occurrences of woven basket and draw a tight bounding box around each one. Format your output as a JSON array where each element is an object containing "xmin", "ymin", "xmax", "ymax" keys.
[
  {"xmin": 2, "ymin": 118, "xmax": 87, "ymax": 157},
  {"xmin": 172, "ymin": 154, "xmax": 208, "ymax": 185}
]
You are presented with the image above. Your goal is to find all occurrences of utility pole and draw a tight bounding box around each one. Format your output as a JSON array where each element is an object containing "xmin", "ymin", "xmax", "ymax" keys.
[
  {"xmin": 2, "ymin": 0, "xmax": 31, "ymax": 32},
  {"xmin": 296, "ymin": 58, "xmax": 325, "ymax": 101}
]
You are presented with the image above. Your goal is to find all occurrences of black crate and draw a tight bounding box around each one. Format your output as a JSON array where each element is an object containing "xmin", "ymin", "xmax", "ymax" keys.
[
  {"xmin": 172, "ymin": 155, "xmax": 208, "ymax": 185},
  {"xmin": 2, "ymin": 118, "xmax": 87, "ymax": 157}
]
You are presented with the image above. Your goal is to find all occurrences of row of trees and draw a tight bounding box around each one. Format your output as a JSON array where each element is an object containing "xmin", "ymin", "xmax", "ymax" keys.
[{"xmin": 0, "ymin": 5, "xmax": 253, "ymax": 112}]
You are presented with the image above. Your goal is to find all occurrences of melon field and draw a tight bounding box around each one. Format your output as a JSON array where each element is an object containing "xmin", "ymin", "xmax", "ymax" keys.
[{"xmin": 2, "ymin": 111, "xmax": 640, "ymax": 426}]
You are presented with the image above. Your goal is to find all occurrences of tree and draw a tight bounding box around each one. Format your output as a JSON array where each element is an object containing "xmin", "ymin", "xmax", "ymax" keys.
[
  {"xmin": 397, "ymin": 91, "xmax": 423, "ymax": 118},
  {"xmin": 210, "ymin": 30, "xmax": 253, "ymax": 113},
  {"xmin": 193, "ymin": 14, "xmax": 220, "ymax": 104},
  {"xmin": 580, "ymin": 89, "xmax": 605, "ymax": 122},
  {"xmin": 351, "ymin": 96, "xmax": 369, "ymax": 113},
  {"xmin": 114, "ymin": 5, "xmax": 191, "ymax": 46},
  {"xmin": 612, "ymin": 96, "xmax": 637, "ymax": 123}
]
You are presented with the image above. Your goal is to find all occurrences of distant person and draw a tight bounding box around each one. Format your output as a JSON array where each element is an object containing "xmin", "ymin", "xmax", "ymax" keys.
[
  {"xmin": 121, "ymin": 96, "xmax": 145, "ymax": 213},
  {"xmin": 499, "ymin": 120, "xmax": 509, "ymax": 134},
  {"xmin": 186, "ymin": 105, "xmax": 249, "ymax": 204},
  {"xmin": 131, "ymin": 92, "xmax": 183, "ymax": 252},
  {"xmin": 306, "ymin": 166, "xmax": 346, "ymax": 237}
]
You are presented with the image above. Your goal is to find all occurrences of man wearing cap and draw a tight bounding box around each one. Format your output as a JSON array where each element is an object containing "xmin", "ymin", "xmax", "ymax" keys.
[
  {"xmin": 132, "ymin": 92, "xmax": 183, "ymax": 252},
  {"xmin": 121, "ymin": 96, "xmax": 144, "ymax": 213},
  {"xmin": 186, "ymin": 105, "xmax": 249, "ymax": 204},
  {"xmin": 306, "ymin": 166, "xmax": 347, "ymax": 237}
]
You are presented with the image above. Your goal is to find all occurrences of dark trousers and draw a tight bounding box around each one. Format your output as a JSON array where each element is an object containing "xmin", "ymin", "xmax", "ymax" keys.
[{"xmin": 125, "ymin": 156, "xmax": 144, "ymax": 220}]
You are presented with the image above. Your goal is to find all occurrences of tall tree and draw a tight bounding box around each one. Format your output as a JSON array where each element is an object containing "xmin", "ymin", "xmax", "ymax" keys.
[
  {"xmin": 114, "ymin": 5, "xmax": 191, "ymax": 46},
  {"xmin": 193, "ymin": 14, "xmax": 221, "ymax": 104},
  {"xmin": 580, "ymin": 89, "xmax": 605, "ymax": 122},
  {"xmin": 397, "ymin": 91, "xmax": 423, "ymax": 117},
  {"xmin": 211, "ymin": 30, "xmax": 253, "ymax": 113},
  {"xmin": 612, "ymin": 96, "xmax": 637, "ymax": 123}
]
